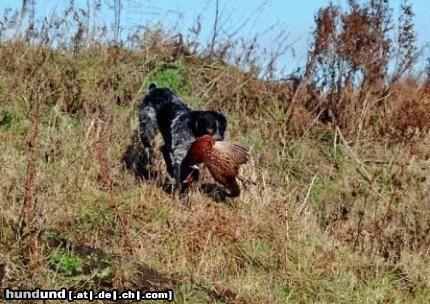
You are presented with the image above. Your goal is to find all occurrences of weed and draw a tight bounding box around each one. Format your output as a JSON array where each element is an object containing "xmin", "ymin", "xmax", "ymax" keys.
[
  {"xmin": 50, "ymin": 249, "xmax": 83, "ymax": 276},
  {"xmin": 0, "ymin": 110, "xmax": 13, "ymax": 130}
]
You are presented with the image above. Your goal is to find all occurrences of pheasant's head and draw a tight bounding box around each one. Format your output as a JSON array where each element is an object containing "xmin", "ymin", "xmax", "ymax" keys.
[{"xmin": 187, "ymin": 135, "xmax": 215, "ymax": 164}]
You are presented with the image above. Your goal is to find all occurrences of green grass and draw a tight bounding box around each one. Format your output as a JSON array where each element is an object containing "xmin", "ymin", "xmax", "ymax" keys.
[{"xmin": 149, "ymin": 65, "xmax": 192, "ymax": 97}]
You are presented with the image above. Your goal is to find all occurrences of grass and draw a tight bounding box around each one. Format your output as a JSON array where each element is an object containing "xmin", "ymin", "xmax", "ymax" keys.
[{"xmin": 0, "ymin": 15, "xmax": 429, "ymax": 304}]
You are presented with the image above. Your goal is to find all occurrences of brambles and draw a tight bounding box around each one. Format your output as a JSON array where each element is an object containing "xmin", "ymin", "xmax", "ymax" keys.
[
  {"xmin": 305, "ymin": 0, "xmax": 422, "ymax": 138},
  {"xmin": 389, "ymin": 97, "xmax": 430, "ymax": 139}
]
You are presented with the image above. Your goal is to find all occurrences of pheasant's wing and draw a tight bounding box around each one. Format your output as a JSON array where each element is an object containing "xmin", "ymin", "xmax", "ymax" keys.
[
  {"xmin": 205, "ymin": 154, "xmax": 241, "ymax": 196},
  {"xmin": 206, "ymin": 161, "xmax": 229, "ymax": 186},
  {"xmin": 204, "ymin": 150, "xmax": 239, "ymax": 185},
  {"xmin": 213, "ymin": 141, "xmax": 249, "ymax": 165},
  {"xmin": 203, "ymin": 145, "xmax": 245, "ymax": 197}
]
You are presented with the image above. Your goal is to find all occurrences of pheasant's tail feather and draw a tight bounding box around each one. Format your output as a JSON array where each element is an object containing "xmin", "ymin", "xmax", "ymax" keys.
[{"xmin": 214, "ymin": 141, "xmax": 249, "ymax": 165}]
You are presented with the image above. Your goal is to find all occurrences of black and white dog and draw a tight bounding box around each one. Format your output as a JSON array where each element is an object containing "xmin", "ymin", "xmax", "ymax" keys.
[{"xmin": 133, "ymin": 83, "xmax": 227, "ymax": 192}]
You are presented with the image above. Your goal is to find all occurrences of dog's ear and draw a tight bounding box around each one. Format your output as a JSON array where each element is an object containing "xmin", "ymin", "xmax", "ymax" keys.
[
  {"xmin": 218, "ymin": 112, "xmax": 227, "ymax": 127},
  {"xmin": 190, "ymin": 112, "xmax": 207, "ymax": 137},
  {"xmin": 148, "ymin": 83, "xmax": 157, "ymax": 90},
  {"xmin": 213, "ymin": 112, "xmax": 227, "ymax": 133},
  {"xmin": 192, "ymin": 112, "xmax": 204, "ymax": 132}
]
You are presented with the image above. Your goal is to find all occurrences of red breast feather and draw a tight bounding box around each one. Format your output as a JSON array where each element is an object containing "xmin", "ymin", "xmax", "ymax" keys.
[{"xmin": 187, "ymin": 135, "xmax": 215, "ymax": 164}]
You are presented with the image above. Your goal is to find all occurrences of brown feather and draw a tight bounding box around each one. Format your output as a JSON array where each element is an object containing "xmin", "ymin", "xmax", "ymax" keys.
[{"xmin": 213, "ymin": 141, "xmax": 249, "ymax": 165}]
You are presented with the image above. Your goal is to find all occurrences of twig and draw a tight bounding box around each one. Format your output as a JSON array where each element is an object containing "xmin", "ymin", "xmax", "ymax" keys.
[
  {"xmin": 354, "ymin": 92, "xmax": 370, "ymax": 149},
  {"xmin": 237, "ymin": 175, "xmax": 257, "ymax": 186},
  {"xmin": 299, "ymin": 109, "xmax": 324, "ymax": 140},
  {"xmin": 196, "ymin": 230, "xmax": 213, "ymax": 277},
  {"xmin": 382, "ymin": 150, "xmax": 415, "ymax": 226},
  {"xmin": 333, "ymin": 125, "xmax": 338, "ymax": 156},
  {"xmin": 363, "ymin": 159, "xmax": 428, "ymax": 169},
  {"xmin": 209, "ymin": 0, "xmax": 220, "ymax": 57},
  {"xmin": 336, "ymin": 126, "xmax": 372, "ymax": 183},
  {"xmin": 297, "ymin": 174, "xmax": 317, "ymax": 215},
  {"xmin": 19, "ymin": 96, "xmax": 40, "ymax": 252},
  {"xmin": 363, "ymin": 159, "xmax": 396, "ymax": 165},
  {"xmin": 94, "ymin": 122, "xmax": 134, "ymax": 255}
]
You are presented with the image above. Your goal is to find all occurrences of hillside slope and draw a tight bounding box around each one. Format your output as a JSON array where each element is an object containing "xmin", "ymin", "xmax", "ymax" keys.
[{"xmin": 0, "ymin": 39, "xmax": 430, "ymax": 303}]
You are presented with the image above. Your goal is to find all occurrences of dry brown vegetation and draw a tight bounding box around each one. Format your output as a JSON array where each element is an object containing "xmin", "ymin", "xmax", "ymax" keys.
[{"xmin": 1, "ymin": 0, "xmax": 430, "ymax": 303}]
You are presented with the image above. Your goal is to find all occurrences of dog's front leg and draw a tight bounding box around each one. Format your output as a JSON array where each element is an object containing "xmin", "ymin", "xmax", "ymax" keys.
[
  {"xmin": 160, "ymin": 145, "xmax": 175, "ymax": 178},
  {"xmin": 169, "ymin": 148, "xmax": 184, "ymax": 192},
  {"xmin": 174, "ymin": 163, "xmax": 184, "ymax": 192}
]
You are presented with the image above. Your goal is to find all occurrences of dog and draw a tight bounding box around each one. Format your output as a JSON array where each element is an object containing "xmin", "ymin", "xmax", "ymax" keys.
[{"xmin": 127, "ymin": 83, "xmax": 227, "ymax": 193}]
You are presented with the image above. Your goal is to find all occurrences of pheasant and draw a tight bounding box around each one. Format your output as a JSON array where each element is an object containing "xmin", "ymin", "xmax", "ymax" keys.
[{"xmin": 183, "ymin": 135, "xmax": 249, "ymax": 197}]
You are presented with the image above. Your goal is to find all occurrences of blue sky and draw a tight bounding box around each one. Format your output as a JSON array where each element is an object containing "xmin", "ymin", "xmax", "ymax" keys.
[{"xmin": 1, "ymin": 0, "xmax": 429, "ymax": 75}]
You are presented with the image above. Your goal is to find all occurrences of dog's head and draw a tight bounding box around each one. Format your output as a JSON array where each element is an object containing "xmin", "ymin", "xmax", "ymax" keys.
[{"xmin": 191, "ymin": 111, "xmax": 227, "ymax": 140}]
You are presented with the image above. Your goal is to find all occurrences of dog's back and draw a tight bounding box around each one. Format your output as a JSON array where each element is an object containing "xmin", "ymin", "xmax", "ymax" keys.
[{"xmin": 139, "ymin": 85, "xmax": 191, "ymax": 141}]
